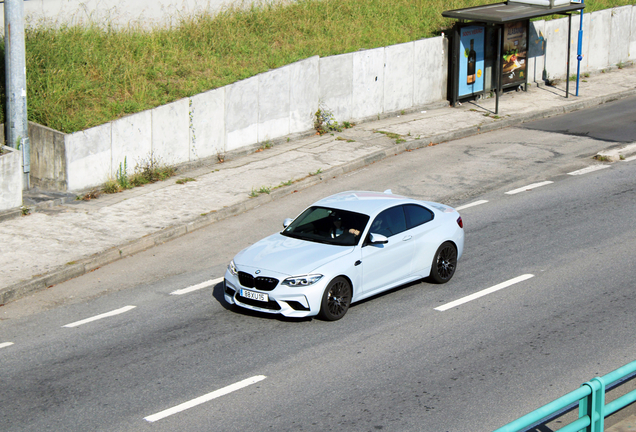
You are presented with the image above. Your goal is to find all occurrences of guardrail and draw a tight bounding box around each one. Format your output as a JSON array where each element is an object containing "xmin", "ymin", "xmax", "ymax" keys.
[{"xmin": 493, "ymin": 359, "xmax": 636, "ymax": 432}]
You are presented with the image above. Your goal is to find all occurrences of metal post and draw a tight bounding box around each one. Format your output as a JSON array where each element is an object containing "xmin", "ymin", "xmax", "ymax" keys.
[
  {"xmin": 495, "ymin": 25, "xmax": 502, "ymax": 115},
  {"xmin": 578, "ymin": 377, "xmax": 605, "ymax": 432},
  {"xmin": 576, "ymin": 1, "xmax": 585, "ymax": 96},
  {"xmin": 566, "ymin": 13, "xmax": 571, "ymax": 98},
  {"xmin": 4, "ymin": 0, "xmax": 30, "ymax": 189}
]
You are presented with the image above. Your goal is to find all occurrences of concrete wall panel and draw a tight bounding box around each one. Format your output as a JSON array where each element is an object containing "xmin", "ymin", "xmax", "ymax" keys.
[
  {"xmin": 630, "ymin": 6, "xmax": 636, "ymax": 61},
  {"xmin": 319, "ymin": 53, "xmax": 353, "ymax": 122},
  {"xmin": 0, "ymin": 146, "xmax": 22, "ymax": 210},
  {"xmin": 609, "ymin": 6, "xmax": 632, "ymax": 66},
  {"xmin": 258, "ymin": 66, "xmax": 290, "ymax": 142},
  {"xmin": 588, "ymin": 9, "xmax": 612, "ymax": 71},
  {"xmin": 352, "ymin": 47, "xmax": 384, "ymax": 120},
  {"xmin": 190, "ymin": 87, "xmax": 225, "ymax": 160},
  {"xmin": 528, "ymin": 20, "xmax": 546, "ymax": 84},
  {"xmin": 568, "ymin": 13, "xmax": 590, "ymax": 75},
  {"xmin": 151, "ymin": 98, "xmax": 190, "ymax": 165},
  {"xmin": 290, "ymin": 57, "xmax": 320, "ymax": 134},
  {"xmin": 384, "ymin": 42, "xmax": 414, "ymax": 112},
  {"xmin": 66, "ymin": 123, "xmax": 112, "ymax": 191},
  {"xmin": 544, "ymin": 17, "xmax": 569, "ymax": 80},
  {"xmin": 28, "ymin": 122, "xmax": 67, "ymax": 190},
  {"xmin": 414, "ymin": 37, "xmax": 447, "ymax": 105},
  {"xmin": 111, "ymin": 110, "xmax": 152, "ymax": 177},
  {"xmin": 225, "ymin": 76, "xmax": 258, "ymax": 152}
]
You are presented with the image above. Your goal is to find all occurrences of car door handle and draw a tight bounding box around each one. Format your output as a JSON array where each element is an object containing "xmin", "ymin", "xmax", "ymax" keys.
[
  {"xmin": 402, "ymin": 235, "xmax": 412, "ymax": 241},
  {"xmin": 355, "ymin": 260, "xmax": 362, "ymax": 266}
]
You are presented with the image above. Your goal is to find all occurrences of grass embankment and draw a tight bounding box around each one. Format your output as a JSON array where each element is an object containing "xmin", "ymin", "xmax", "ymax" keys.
[{"xmin": 1, "ymin": 0, "xmax": 634, "ymax": 133}]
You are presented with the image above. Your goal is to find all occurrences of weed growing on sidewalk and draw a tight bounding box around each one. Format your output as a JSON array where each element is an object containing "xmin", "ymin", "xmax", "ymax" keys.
[
  {"xmin": 77, "ymin": 188, "xmax": 101, "ymax": 200},
  {"xmin": 94, "ymin": 152, "xmax": 177, "ymax": 196},
  {"xmin": 116, "ymin": 157, "xmax": 131, "ymax": 190},
  {"xmin": 176, "ymin": 177, "xmax": 196, "ymax": 184},
  {"xmin": 314, "ymin": 104, "xmax": 354, "ymax": 135},
  {"xmin": 129, "ymin": 153, "xmax": 177, "ymax": 187}
]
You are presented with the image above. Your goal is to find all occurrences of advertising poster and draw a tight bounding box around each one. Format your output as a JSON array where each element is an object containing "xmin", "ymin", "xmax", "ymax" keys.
[
  {"xmin": 502, "ymin": 21, "xmax": 528, "ymax": 87},
  {"xmin": 458, "ymin": 25, "xmax": 484, "ymax": 98}
]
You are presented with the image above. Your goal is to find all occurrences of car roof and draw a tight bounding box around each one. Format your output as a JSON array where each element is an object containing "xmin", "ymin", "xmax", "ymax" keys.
[{"xmin": 311, "ymin": 191, "xmax": 424, "ymax": 216}]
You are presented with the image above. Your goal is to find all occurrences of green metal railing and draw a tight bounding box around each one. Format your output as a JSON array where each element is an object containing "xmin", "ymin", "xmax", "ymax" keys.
[{"xmin": 493, "ymin": 359, "xmax": 636, "ymax": 432}]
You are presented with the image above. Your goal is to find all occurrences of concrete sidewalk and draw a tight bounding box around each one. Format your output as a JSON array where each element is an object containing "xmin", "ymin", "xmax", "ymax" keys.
[{"xmin": 2, "ymin": 66, "xmax": 636, "ymax": 308}]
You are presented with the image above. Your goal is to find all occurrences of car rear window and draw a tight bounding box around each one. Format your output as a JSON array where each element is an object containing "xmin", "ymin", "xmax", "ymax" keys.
[{"xmin": 404, "ymin": 204, "xmax": 434, "ymax": 229}]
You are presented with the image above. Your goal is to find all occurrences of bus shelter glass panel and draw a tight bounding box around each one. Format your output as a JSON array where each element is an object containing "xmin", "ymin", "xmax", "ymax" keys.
[
  {"xmin": 501, "ymin": 21, "xmax": 528, "ymax": 87},
  {"xmin": 458, "ymin": 25, "xmax": 485, "ymax": 98}
]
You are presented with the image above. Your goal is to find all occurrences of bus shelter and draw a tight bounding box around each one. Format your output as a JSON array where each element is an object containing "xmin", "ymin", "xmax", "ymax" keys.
[{"xmin": 442, "ymin": 1, "xmax": 585, "ymax": 113}]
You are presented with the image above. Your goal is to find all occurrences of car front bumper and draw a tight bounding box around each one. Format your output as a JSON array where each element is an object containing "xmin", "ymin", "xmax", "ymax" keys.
[{"xmin": 223, "ymin": 268, "xmax": 327, "ymax": 318}]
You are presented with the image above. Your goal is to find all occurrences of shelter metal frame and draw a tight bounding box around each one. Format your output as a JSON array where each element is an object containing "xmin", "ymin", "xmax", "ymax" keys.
[{"xmin": 442, "ymin": 1, "xmax": 585, "ymax": 114}]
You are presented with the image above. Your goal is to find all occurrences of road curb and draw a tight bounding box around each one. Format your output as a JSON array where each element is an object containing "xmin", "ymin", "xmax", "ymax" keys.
[{"xmin": 2, "ymin": 88, "xmax": 635, "ymax": 305}]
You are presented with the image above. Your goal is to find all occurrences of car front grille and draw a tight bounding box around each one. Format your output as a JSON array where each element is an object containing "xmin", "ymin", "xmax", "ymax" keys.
[{"xmin": 238, "ymin": 271, "xmax": 279, "ymax": 291}]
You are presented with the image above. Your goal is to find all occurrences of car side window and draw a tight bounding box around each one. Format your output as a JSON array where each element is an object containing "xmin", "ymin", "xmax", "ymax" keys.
[
  {"xmin": 369, "ymin": 206, "xmax": 407, "ymax": 237},
  {"xmin": 404, "ymin": 204, "xmax": 434, "ymax": 229}
]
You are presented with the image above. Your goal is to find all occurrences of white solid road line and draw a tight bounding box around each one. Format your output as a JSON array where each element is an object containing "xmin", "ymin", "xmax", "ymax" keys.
[
  {"xmin": 0, "ymin": 342, "xmax": 14, "ymax": 349},
  {"xmin": 505, "ymin": 181, "xmax": 553, "ymax": 195},
  {"xmin": 623, "ymin": 155, "xmax": 636, "ymax": 162},
  {"xmin": 62, "ymin": 305, "xmax": 137, "ymax": 328},
  {"xmin": 171, "ymin": 277, "xmax": 224, "ymax": 295},
  {"xmin": 568, "ymin": 165, "xmax": 611, "ymax": 175},
  {"xmin": 435, "ymin": 274, "xmax": 535, "ymax": 312},
  {"xmin": 456, "ymin": 200, "xmax": 488, "ymax": 211},
  {"xmin": 144, "ymin": 375, "xmax": 267, "ymax": 423}
]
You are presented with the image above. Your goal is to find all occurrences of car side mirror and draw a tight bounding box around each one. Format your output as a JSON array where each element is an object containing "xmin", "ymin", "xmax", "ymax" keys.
[
  {"xmin": 283, "ymin": 218, "xmax": 293, "ymax": 228},
  {"xmin": 369, "ymin": 233, "xmax": 388, "ymax": 244}
]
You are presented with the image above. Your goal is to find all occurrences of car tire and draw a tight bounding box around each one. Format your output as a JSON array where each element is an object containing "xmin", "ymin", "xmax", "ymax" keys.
[
  {"xmin": 318, "ymin": 277, "xmax": 352, "ymax": 321},
  {"xmin": 430, "ymin": 242, "xmax": 457, "ymax": 284}
]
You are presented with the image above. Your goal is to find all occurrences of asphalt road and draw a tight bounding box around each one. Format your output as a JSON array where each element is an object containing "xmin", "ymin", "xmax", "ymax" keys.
[{"xmin": 1, "ymin": 100, "xmax": 635, "ymax": 431}]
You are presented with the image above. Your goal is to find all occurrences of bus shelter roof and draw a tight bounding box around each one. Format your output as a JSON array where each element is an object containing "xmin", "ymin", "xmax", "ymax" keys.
[{"xmin": 442, "ymin": 1, "xmax": 584, "ymax": 24}]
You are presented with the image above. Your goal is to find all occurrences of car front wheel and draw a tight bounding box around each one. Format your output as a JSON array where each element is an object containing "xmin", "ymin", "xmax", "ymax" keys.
[
  {"xmin": 430, "ymin": 242, "xmax": 457, "ymax": 284},
  {"xmin": 318, "ymin": 277, "xmax": 352, "ymax": 321}
]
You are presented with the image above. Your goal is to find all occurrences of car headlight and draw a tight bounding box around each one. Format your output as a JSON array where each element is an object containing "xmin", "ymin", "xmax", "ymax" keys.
[
  {"xmin": 228, "ymin": 260, "xmax": 238, "ymax": 276},
  {"xmin": 282, "ymin": 274, "xmax": 323, "ymax": 287}
]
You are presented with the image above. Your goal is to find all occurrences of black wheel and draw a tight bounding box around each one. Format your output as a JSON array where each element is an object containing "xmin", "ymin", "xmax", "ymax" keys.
[
  {"xmin": 318, "ymin": 277, "xmax": 352, "ymax": 321},
  {"xmin": 430, "ymin": 242, "xmax": 457, "ymax": 284}
]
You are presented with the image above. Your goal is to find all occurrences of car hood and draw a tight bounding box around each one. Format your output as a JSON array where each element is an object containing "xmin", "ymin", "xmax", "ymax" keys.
[{"xmin": 234, "ymin": 233, "xmax": 354, "ymax": 276}]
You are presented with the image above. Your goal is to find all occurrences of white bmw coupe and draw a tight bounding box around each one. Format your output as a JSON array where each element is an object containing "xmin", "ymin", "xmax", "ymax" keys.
[{"xmin": 224, "ymin": 190, "xmax": 464, "ymax": 321}]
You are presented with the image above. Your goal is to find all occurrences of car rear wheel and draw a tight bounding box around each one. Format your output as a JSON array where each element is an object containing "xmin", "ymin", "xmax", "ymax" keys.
[
  {"xmin": 430, "ymin": 242, "xmax": 457, "ymax": 284},
  {"xmin": 318, "ymin": 277, "xmax": 352, "ymax": 321}
]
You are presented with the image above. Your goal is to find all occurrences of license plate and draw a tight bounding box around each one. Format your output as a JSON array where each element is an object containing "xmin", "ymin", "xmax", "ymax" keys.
[{"xmin": 240, "ymin": 289, "xmax": 269, "ymax": 302}]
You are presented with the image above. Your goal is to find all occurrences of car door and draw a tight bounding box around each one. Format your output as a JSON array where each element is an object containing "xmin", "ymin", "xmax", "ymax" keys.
[
  {"xmin": 360, "ymin": 205, "xmax": 414, "ymax": 295},
  {"xmin": 403, "ymin": 204, "xmax": 438, "ymax": 277}
]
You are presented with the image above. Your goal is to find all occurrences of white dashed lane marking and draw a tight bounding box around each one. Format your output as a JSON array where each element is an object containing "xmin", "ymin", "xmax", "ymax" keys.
[
  {"xmin": 0, "ymin": 342, "xmax": 14, "ymax": 349},
  {"xmin": 456, "ymin": 200, "xmax": 488, "ymax": 211},
  {"xmin": 144, "ymin": 375, "xmax": 267, "ymax": 423},
  {"xmin": 568, "ymin": 165, "xmax": 611, "ymax": 175},
  {"xmin": 62, "ymin": 306, "xmax": 136, "ymax": 328},
  {"xmin": 435, "ymin": 274, "xmax": 535, "ymax": 311},
  {"xmin": 505, "ymin": 181, "xmax": 553, "ymax": 195},
  {"xmin": 171, "ymin": 277, "xmax": 224, "ymax": 295}
]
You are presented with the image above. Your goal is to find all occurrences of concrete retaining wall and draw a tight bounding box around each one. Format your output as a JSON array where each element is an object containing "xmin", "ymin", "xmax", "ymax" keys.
[
  {"xmin": 0, "ymin": 146, "xmax": 22, "ymax": 210},
  {"xmin": 19, "ymin": 6, "xmax": 636, "ymax": 195}
]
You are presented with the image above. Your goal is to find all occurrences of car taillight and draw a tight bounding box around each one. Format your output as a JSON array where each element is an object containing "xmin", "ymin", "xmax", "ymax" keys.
[{"xmin": 457, "ymin": 217, "xmax": 463, "ymax": 228}]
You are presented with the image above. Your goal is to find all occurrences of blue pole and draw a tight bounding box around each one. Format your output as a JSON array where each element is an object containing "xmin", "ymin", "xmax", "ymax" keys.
[{"xmin": 576, "ymin": 1, "xmax": 584, "ymax": 96}]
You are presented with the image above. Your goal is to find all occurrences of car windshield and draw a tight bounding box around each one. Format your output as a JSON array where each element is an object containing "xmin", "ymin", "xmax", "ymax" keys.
[{"xmin": 282, "ymin": 207, "xmax": 370, "ymax": 246}]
